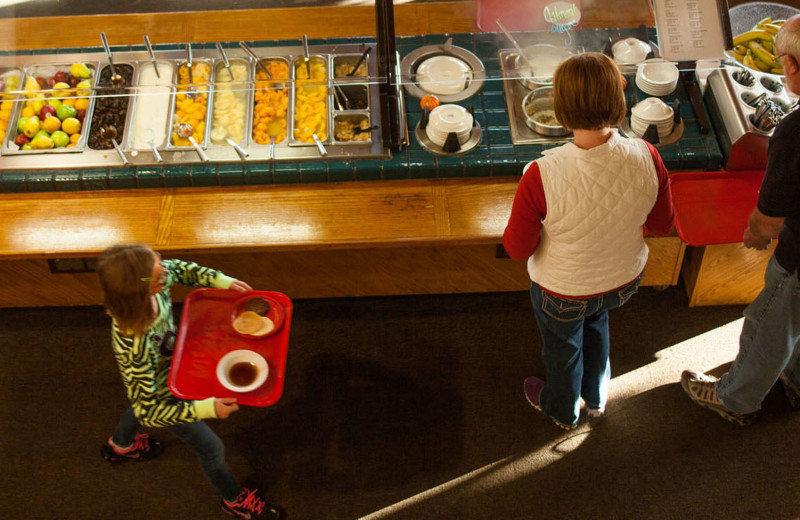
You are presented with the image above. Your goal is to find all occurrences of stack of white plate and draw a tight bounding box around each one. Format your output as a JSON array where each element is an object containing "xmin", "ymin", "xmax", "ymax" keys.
[
  {"xmin": 415, "ymin": 55, "xmax": 473, "ymax": 96},
  {"xmin": 612, "ymin": 37, "xmax": 650, "ymax": 65},
  {"xmin": 425, "ymin": 104, "xmax": 473, "ymax": 147},
  {"xmin": 630, "ymin": 97, "xmax": 674, "ymax": 138},
  {"xmin": 635, "ymin": 59, "xmax": 679, "ymax": 96}
]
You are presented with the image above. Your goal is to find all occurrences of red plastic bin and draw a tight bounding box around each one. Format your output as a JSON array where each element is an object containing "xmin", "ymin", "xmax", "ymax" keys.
[
  {"xmin": 670, "ymin": 170, "xmax": 764, "ymax": 247},
  {"xmin": 169, "ymin": 289, "xmax": 292, "ymax": 407}
]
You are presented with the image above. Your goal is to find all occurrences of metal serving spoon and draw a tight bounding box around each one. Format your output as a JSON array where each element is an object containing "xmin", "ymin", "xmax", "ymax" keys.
[
  {"xmin": 238, "ymin": 41, "xmax": 273, "ymax": 80},
  {"xmin": 216, "ymin": 42, "xmax": 235, "ymax": 82},
  {"xmin": 143, "ymin": 35, "xmax": 160, "ymax": 78},
  {"xmin": 100, "ymin": 32, "xmax": 124, "ymax": 85},
  {"xmin": 176, "ymin": 122, "xmax": 209, "ymax": 162}
]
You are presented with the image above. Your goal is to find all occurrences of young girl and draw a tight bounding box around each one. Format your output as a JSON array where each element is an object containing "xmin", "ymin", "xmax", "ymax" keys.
[
  {"xmin": 97, "ymin": 243, "xmax": 283, "ymax": 519},
  {"xmin": 503, "ymin": 53, "xmax": 675, "ymax": 430}
]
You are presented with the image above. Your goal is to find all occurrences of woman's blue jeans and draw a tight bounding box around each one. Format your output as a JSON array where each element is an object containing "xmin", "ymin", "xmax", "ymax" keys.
[
  {"xmin": 717, "ymin": 255, "xmax": 800, "ymax": 414},
  {"xmin": 530, "ymin": 276, "xmax": 641, "ymax": 426},
  {"xmin": 112, "ymin": 407, "xmax": 241, "ymax": 501}
]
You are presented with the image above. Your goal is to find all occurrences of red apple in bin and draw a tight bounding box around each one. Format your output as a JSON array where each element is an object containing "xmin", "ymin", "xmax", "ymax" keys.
[
  {"xmin": 76, "ymin": 108, "xmax": 86, "ymax": 123},
  {"xmin": 35, "ymin": 77, "xmax": 47, "ymax": 89},
  {"xmin": 39, "ymin": 104, "xmax": 56, "ymax": 120},
  {"xmin": 14, "ymin": 134, "xmax": 30, "ymax": 147}
]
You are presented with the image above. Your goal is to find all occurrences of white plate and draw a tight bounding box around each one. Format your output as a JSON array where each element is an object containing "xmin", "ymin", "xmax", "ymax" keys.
[
  {"xmin": 216, "ymin": 349, "xmax": 269, "ymax": 393},
  {"xmin": 638, "ymin": 60, "xmax": 679, "ymax": 85},
  {"xmin": 415, "ymin": 55, "xmax": 472, "ymax": 96}
]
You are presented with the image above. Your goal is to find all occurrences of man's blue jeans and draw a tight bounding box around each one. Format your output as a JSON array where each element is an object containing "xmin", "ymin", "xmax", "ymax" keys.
[
  {"xmin": 530, "ymin": 276, "xmax": 641, "ymax": 426},
  {"xmin": 717, "ymin": 255, "xmax": 800, "ymax": 414},
  {"xmin": 112, "ymin": 406, "xmax": 241, "ymax": 501}
]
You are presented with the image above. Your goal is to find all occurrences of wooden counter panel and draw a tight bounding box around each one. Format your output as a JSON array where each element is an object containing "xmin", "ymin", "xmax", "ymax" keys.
[
  {"xmin": 0, "ymin": 1, "xmax": 654, "ymax": 51},
  {"xmin": 682, "ymin": 243, "xmax": 772, "ymax": 306},
  {"xmin": 444, "ymin": 179, "xmax": 517, "ymax": 238},
  {"xmin": 0, "ymin": 236, "xmax": 680, "ymax": 307},
  {"xmin": 0, "ymin": 191, "xmax": 162, "ymax": 258},
  {"xmin": 166, "ymin": 183, "xmax": 443, "ymax": 250}
]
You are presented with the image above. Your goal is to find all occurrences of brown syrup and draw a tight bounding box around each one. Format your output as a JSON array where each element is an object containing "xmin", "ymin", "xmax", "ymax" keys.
[{"xmin": 228, "ymin": 361, "xmax": 258, "ymax": 387}]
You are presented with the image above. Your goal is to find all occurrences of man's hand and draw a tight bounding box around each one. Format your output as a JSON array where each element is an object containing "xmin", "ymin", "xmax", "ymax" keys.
[
  {"xmin": 743, "ymin": 226, "xmax": 772, "ymax": 250},
  {"xmin": 215, "ymin": 397, "xmax": 240, "ymax": 419},
  {"xmin": 743, "ymin": 208, "xmax": 783, "ymax": 250}
]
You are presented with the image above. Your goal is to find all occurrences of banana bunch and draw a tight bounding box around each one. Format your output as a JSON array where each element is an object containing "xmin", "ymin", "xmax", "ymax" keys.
[{"xmin": 732, "ymin": 17, "xmax": 786, "ymax": 74}]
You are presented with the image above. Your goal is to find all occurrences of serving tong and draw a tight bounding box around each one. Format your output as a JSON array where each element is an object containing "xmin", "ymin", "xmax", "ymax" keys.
[{"xmin": 348, "ymin": 47, "xmax": 370, "ymax": 77}]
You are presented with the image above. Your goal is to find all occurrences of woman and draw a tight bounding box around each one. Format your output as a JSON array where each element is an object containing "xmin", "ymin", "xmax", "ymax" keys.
[{"xmin": 503, "ymin": 53, "xmax": 675, "ymax": 429}]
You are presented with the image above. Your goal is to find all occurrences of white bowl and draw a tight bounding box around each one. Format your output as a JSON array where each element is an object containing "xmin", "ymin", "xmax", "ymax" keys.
[
  {"xmin": 415, "ymin": 55, "xmax": 472, "ymax": 96},
  {"xmin": 631, "ymin": 97, "xmax": 674, "ymax": 121},
  {"xmin": 216, "ymin": 349, "xmax": 268, "ymax": 393},
  {"xmin": 612, "ymin": 38, "xmax": 650, "ymax": 65},
  {"xmin": 426, "ymin": 104, "xmax": 473, "ymax": 146}
]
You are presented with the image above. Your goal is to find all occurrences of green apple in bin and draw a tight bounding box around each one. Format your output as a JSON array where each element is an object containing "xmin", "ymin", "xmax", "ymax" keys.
[
  {"xmin": 51, "ymin": 130, "xmax": 69, "ymax": 148},
  {"xmin": 56, "ymin": 104, "xmax": 77, "ymax": 121}
]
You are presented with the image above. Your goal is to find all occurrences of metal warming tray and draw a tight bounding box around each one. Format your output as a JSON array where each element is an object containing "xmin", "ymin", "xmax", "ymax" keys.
[{"xmin": 0, "ymin": 43, "xmax": 387, "ymax": 170}]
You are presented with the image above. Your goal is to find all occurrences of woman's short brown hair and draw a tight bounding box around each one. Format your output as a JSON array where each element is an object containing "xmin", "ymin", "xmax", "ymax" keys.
[
  {"xmin": 553, "ymin": 52, "xmax": 626, "ymax": 131},
  {"xmin": 97, "ymin": 243, "xmax": 157, "ymax": 336}
]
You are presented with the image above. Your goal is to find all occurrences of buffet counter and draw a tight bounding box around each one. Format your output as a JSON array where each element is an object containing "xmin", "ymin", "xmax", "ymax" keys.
[{"xmin": 0, "ymin": 1, "xmax": 766, "ymax": 307}]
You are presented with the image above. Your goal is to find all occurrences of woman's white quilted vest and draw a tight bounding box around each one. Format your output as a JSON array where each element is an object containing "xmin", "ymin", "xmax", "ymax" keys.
[{"xmin": 527, "ymin": 131, "xmax": 659, "ymax": 296}]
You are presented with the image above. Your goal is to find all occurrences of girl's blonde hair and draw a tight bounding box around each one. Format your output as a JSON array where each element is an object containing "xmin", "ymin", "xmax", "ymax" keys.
[
  {"xmin": 553, "ymin": 52, "xmax": 626, "ymax": 131},
  {"xmin": 97, "ymin": 243, "xmax": 157, "ymax": 336}
]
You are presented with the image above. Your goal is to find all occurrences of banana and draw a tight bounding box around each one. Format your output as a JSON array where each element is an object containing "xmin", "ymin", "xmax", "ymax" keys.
[
  {"xmin": 759, "ymin": 23, "xmax": 782, "ymax": 35},
  {"xmin": 752, "ymin": 53, "xmax": 774, "ymax": 72},
  {"xmin": 756, "ymin": 16, "xmax": 772, "ymax": 26},
  {"xmin": 735, "ymin": 44, "xmax": 748, "ymax": 57},
  {"xmin": 742, "ymin": 52, "xmax": 758, "ymax": 70},
  {"xmin": 748, "ymin": 40, "xmax": 781, "ymax": 68},
  {"xmin": 733, "ymin": 30, "xmax": 774, "ymax": 46},
  {"xmin": 771, "ymin": 66, "xmax": 785, "ymax": 75}
]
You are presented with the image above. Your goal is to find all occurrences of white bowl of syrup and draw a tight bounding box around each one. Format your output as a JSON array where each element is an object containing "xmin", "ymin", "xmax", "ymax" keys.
[{"xmin": 216, "ymin": 349, "xmax": 269, "ymax": 393}]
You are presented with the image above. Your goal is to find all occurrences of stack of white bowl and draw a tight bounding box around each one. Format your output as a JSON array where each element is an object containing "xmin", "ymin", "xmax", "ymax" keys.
[
  {"xmin": 630, "ymin": 97, "xmax": 674, "ymax": 138},
  {"xmin": 635, "ymin": 59, "xmax": 679, "ymax": 96},
  {"xmin": 425, "ymin": 104, "xmax": 473, "ymax": 147},
  {"xmin": 612, "ymin": 37, "xmax": 650, "ymax": 66}
]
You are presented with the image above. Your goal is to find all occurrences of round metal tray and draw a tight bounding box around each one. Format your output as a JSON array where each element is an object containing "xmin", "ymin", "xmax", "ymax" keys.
[
  {"xmin": 401, "ymin": 43, "xmax": 486, "ymax": 103},
  {"xmin": 414, "ymin": 121, "xmax": 482, "ymax": 156}
]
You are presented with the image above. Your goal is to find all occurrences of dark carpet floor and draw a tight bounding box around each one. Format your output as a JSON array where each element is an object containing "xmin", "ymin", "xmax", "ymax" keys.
[{"xmin": 2, "ymin": 285, "xmax": 799, "ymax": 519}]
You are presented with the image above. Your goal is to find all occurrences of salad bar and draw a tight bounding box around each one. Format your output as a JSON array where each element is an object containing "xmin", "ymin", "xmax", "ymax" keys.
[{"xmin": 0, "ymin": 43, "xmax": 386, "ymax": 169}]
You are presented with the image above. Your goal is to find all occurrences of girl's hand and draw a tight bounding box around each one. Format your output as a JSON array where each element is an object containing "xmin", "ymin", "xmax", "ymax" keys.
[
  {"xmin": 229, "ymin": 280, "xmax": 252, "ymax": 292},
  {"xmin": 215, "ymin": 397, "xmax": 240, "ymax": 419}
]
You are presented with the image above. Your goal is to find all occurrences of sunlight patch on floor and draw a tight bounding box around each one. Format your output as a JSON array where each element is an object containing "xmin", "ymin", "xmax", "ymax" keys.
[{"xmin": 359, "ymin": 317, "xmax": 745, "ymax": 519}]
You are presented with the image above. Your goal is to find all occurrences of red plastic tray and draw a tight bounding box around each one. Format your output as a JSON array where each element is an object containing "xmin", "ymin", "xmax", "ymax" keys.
[
  {"xmin": 169, "ymin": 289, "xmax": 292, "ymax": 407},
  {"xmin": 671, "ymin": 170, "xmax": 764, "ymax": 246}
]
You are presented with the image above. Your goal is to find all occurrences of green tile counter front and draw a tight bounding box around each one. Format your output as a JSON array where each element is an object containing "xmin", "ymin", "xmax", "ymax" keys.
[{"xmin": 0, "ymin": 28, "xmax": 722, "ymax": 194}]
